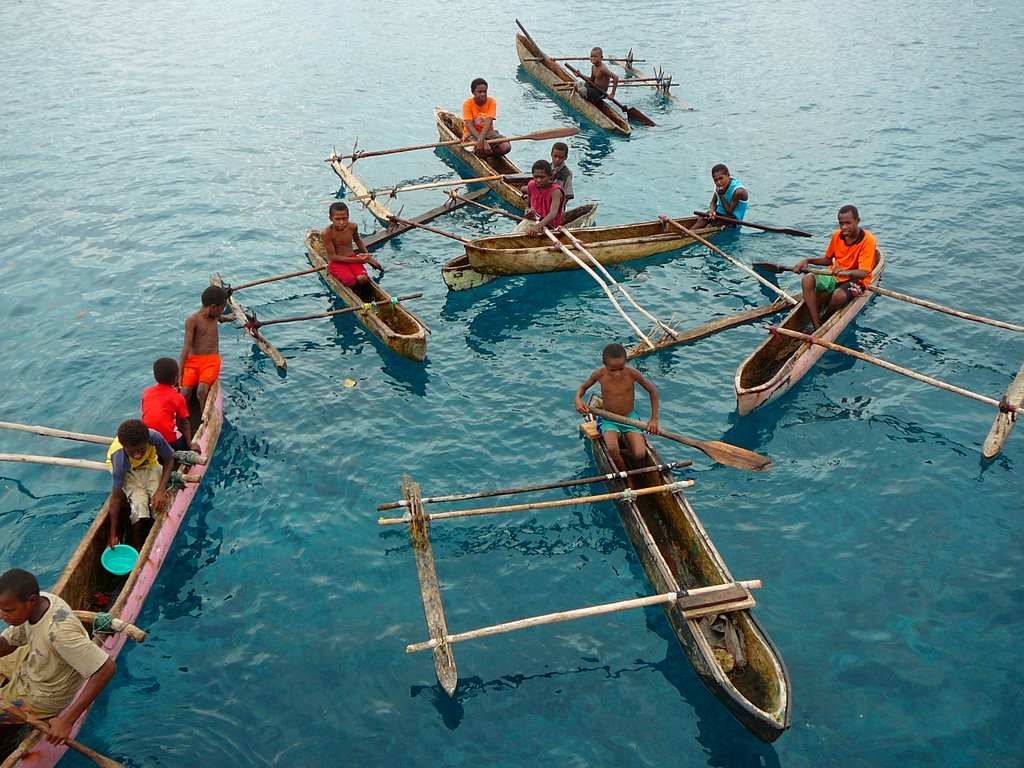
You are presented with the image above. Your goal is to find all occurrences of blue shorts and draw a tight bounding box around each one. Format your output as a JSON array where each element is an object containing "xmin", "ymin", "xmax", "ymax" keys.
[{"xmin": 597, "ymin": 410, "xmax": 643, "ymax": 434}]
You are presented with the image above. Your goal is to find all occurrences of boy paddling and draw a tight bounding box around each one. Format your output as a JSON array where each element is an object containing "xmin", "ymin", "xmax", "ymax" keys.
[
  {"xmin": 695, "ymin": 164, "xmax": 748, "ymax": 229},
  {"xmin": 179, "ymin": 285, "xmax": 234, "ymax": 412},
  {"xmin": 322, "ymin": 202, "xmax": 381, "ymax": 301},
  {"xmin": 575, "ymin": 343, "xmax": 660, "ymax": 486},
  {"xmin": 0, "ymin": 569, "xmax": 116, "ymax": 745},
  {"xmin": 582, "ymin": 47, "xmax": 619, "ymax": 102}
]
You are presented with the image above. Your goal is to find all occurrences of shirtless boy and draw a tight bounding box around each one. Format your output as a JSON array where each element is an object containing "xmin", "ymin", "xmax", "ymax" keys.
[
  {"xmin": 575, "ymin": 343, "xmax": 660, "ymax": 482},
  {"xmin": 0, "ymin": 569, "xmax": 116, "ymax": 745},
  {"xmin": 179, "ymin": 285, "xmax": 235, "ymax": 411},
  {"xmin": 462, "ymin": 78, "xmax": 512, "ymax": 159},
  {"xmin": 322, "ymin": 202, "xmax": 381, "ymax": 301},
  {"xmin": 583, "ymin": 47, "xmax": 618, "ymax": 102}
]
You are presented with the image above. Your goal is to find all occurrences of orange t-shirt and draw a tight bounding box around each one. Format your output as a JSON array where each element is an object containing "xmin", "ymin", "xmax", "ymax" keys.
[
  {"xmin": 825, "ymin": 228, "xmax": 877, "ymax": 282},
  {"xmin": 462, "ymin": 96, "xmax": 497, "ymax": 138}
]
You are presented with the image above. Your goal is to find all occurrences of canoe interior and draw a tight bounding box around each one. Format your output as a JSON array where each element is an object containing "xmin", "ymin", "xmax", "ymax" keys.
[
  {"xmin": 738, "ymin": 251, "xmax": 887, "ymax": 390},
  {"xmin": 1, "ymin": 385, "xmax": 223, "ymax": 768},
  {"xmin": 586, "ymin": 399, "xmax": 789, "ymax": 740}
]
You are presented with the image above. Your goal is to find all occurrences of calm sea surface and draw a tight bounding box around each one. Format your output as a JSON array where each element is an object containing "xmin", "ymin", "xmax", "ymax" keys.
[{"xmin": 2, "ymin": 1, "xmax": 1022, "ymax": 766}]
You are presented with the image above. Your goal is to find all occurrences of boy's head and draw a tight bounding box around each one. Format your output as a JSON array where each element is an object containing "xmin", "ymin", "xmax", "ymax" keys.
[
  {"xmin": 550, "ymin": 142, "xmax": 568, "ymax": 167},
  {"xmin": 837, "ymin": 205, "xmax": 861, "ymax": 237},
  {"xmin": 470, "ymin": 77, "xmax": 488, "ymax": 104},
  {"xmin": 0, "ymin": 569, "xmax": 41, "ymax": 627},
  {"xmin": 153, "ymin": 357, "xmax": 179, "ymax": 385},
  {"xmin": 117, "ymin": 419, "xmax": 152, "ymax": 459},
  {"xmin": 602, "ymin": 343, "xmax": 627, "ymax": 367},
  {"xmin": 531, "ymin": 159, "xmax": 553, "ymax": 187},
  {"xmin": 201, "ymin": 285, "xmax": 228, "ymax": 309},
  {"xmin": 711, "ymin": 164, "xmax": 732, "ymax": 192},
  {"xmin": 329, "ymin": 202, "xmax": 350, "ymax": 228},
  {"xmin": 590, "ymin": 47, "xmax": 604, "ymax": 65}
]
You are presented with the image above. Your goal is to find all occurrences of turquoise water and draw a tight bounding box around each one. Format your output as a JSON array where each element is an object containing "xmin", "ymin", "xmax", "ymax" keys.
[{"xmin": 2, "ymin": 1, "xmax": 1022, "ymax": 766}]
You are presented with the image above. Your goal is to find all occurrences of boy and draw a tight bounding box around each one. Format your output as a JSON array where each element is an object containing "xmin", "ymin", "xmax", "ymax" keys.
[
  {"xmin": 550, "ymin": 142, "xmax": 575, "ymax": 202},
  {"xmin": 582, "ymin": 47, "xmax": 618, "ymax": 102},
  {"xmin": 792, "ymin": 205, "xmax": 877, "ymax": 329},
  {"xmin": 575, "ymin": 343, "xmax": 660, "ymax": 483},
  {"xmin": 105, "ymin": 418, "xmax": 175, "ymax": 550},
  {"xmin": 522, "ymin": 160, "xmax": 565, "ymax": 236},
  {"xmin": 695, "ymin": 164, "xmax": 749, "ymax": 229},
  {"xmin": 322, "ymin": 202, "xmax": 381, "ymax": 302},
  {"xmin": 141, "ymin": 357, "xmax": 196, "ymax": 452},
  {"xmin": 462, "ymin": 78, "xmax": 512, "ymax": 159},
  {"xmin": 0, "ymin": 569, "xmax": 116, "ymax": 746},
  {"xmin": 179, "ymin": 285, "xmax": 235, "ymax": 412}
]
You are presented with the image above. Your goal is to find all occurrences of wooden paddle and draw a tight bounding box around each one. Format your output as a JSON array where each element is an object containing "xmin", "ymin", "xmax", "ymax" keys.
[
  {"xmin": 388, "ymin": 217, "xmax": 471, "ymax": 244},
  {"xmin": 224, "ymin": 266, "xmax": 326, "ymax": 293},
  {"xmin": 244, "ymin": 293, "xmax": 424, "ymax": 330},
  {"xmin": 586, "ymin": 406, "xmax": 772, "ymax": 471},
  {"xmin": 349, "ymin": 173, "xmax": 525, "ymax": 202},
  {"xmin": 564, "ymin": 63, "xmax": 657, "ymax": 126},
  {"xmin": 0, "ymin": 701, "xmax": 127, "ymax": 768},
  {"xmin": 327, "ymin": 127, "xmax": 578, "ymax": 162},
  {"xmin": 693, "ymin": 211, "xmax": 813, "ymax": 238},
  {"xmin": 523, "ymin": 56, "xmax": 645, "ymax": 64}
]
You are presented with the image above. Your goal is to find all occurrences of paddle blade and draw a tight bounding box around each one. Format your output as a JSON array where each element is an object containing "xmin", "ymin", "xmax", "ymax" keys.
[
  {"xmin": 695, "ymin": 440, "xmax": 773, "ymax": 472},
  {"xmin": 751, "ymin": 262, "xmax": 788, "ymax": 274},
  {"xmin": 527, "ymin": 127, "xmax": 579, "ymax": 141},
  {"xmin": 625, "ymin": 106, "xmax": 657, "ymax": 126}
]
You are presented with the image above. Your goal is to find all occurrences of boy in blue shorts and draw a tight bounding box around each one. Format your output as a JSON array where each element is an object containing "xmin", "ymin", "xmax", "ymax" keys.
[{"xmin": 575, "ymin": 343, "xmax": 660, "ymax": 484}]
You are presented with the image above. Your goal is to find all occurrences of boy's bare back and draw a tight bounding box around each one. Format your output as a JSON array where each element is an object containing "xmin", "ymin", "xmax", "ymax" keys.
[{"xmin": 184, "ymin": 308, "xmax": 223, "ymax": 356}]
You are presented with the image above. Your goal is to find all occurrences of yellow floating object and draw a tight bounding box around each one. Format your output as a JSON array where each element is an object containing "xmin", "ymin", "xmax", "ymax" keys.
[{"xmin": 343, "ymin": 379, "xmax": 357, "ymax": 388}]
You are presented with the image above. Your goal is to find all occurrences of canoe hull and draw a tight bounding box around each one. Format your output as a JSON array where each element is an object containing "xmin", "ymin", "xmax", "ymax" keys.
[
  {"xmin": 331, "ymin": 158, "xmax": 394, "ymax": 226},
  {"xmin": 435, "ymin": 108, "xmax": 527, "ymax": 211},
  {"xmin": 466, "ymin": 216, "xmax": 723, "ymax": 276},
  {"xmin": 304, "ymin": 229, "xmax": 429, "ymax": 362},
  {"xmin": 983, "ymin": 360, "xmax": 1024, "ymax": 459},
  {"xmin": 440, "ymin": 203, "xmax": 599, "ymax": 291},
  {"xmin": 3, "ymin": 385, "xmax": 224, "ymax": 768},
  {"xmin": 583, "ymin": 404, "xmax": 790, "ymax": 742},
  {"xmin": 515, "ymin": 35, "xmax": 631, "ymax": 136},
  {"xmin": 734, "ymin": 251, "xmax": 887, "ymax": 415}
]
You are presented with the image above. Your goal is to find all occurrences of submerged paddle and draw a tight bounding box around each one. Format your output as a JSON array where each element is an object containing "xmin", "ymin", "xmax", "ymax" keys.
[
  {"xmin": 564, "ymin": 63, "xmax": 656, "ymax": 126},
  {"xmin": 586, "ymin": 406, "xmax": 772, "ymax": 472},
  {"xmin": 327, "ymin": 127, "xmax": 578, "ymax": 162},
  {"xmin": 0, "ymin": 701, "xmax": 128, "ymax": 768},
  {"xmin": 693, "ymin": 211, "xmax": 813, "ymax": 238}
]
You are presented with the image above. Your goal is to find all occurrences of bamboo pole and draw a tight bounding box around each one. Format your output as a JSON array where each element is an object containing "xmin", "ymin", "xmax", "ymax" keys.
[
  {"xmin": 376, "ymin": 460, "xmax": 693, "ymax": 510},
  {"xmin": 659, "ymin": 216, "xmax": 798, "ymax": 304},
  {"xmin": 227, "ymin": 266, "xmax": 326, "ymax": 293},
  {"xmin": 522, "ymin": 56, "xmax": 645, "ymax": 63},
  {"xmin": 406, "ymin": 580, "xmax": 762, "ymax": 653},
  {"xmin": 378, "ymin": 480, "xmax": 695, "ymax": 525},
  {"xmin": 0, "ymin": 420, "xmax": 112, "ymax": 445},
  {"xmin": 388, "ymin": 217, "xmax": 471, "ymax": 244},
  {"xmin": 866, "ymin": 285, "xmax": 1024, "ymax": 334},
  {"xmin": 768, "ymin": 325, "xmax": 1017, "ymax": 412},
  {"xmin": 446, "ymin": 190, "xmax": 526, "ymax": 222},
  {"xmin": 0, "ymin": 701, "xmax": 128, "ymax": 768},
  {"xmin": 0, "ymin": 453, "xmax": 109, "ymax": 472},
  {"xmin": 541, "ymin": 228, "xmax": 656, "ymax": 349}
]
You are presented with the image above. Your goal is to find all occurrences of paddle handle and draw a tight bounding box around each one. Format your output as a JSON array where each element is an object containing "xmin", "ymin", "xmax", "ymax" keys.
[
  {"xmin": 587, "ymin": 406, "xmax": 682, "ymax": 442},
  {"xmin": 692, "ymin": 211, "xmax": 813, "ymax": 238},
  {"xmin": 0, "ymin": 701, "xmax": 126, "ymax": 768}
]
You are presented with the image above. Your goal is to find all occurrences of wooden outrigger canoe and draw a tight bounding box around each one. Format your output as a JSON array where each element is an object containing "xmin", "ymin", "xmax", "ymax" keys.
[
  {"xmin": 581, "ymin": 402, "xmax": 791, "ymax": 742},
  {"xmin": 304, "ymin": 229, "xmax": 429, "ymax": 362},
  {"xmin": 435, "ymin": 109, "xmax": 529, "ymax": 212},
  {"xmin": 734, "ymin": 251, "xmax": 887, "ymax": 415},
  {"xmin": 983, "ymin": 359, "xmax": 1024, "ymax": 460},
  {"xmin": 464, "ymin": 216, "xmax": 724, "ymax": 277},
  {"xmin": 440, "ymin": 203, "xmax": 599, "ymax": 291},
  {"xmin": 515, "ymin": 34, "xmax": 632, "ymax": 136},
  {"xmin": 330, "ymin": 155, "xmax": 396, "ymax": 226},
  {"xmin": 1, "ymin": 385, "xmax": 223, "ymax": 768}
]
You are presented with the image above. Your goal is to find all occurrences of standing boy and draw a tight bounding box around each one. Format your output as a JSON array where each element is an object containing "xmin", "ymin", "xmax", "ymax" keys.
[
  {"xmin": 141, "ymin": 357, "xmax": 195, "ymax": 452},
  {"xmin": 322, "ymin": 202, "xmax": 381, "ymax": 301},
  {"xmin": 575, "ymin": 343, "xmax": 660, "ymax": 483},
  {"xmin": 179, "ymin": 285, "xmax": 235, "ymax": 412},
  {"xmin": 550, "ymin": 142, "xmax": 575, "ymax": 203},
  {"xmin": 583, "ymin": 47, "xmax": 619, "ymax": 101},
  {"xmin": 523, "ymin": 160, "xmax": 565, "ymax": 236},
  {"xmin": 695, "ymin": 164, "xmax": 749, "ymax": 228},
  {"xmin": 462, "ymin": 78, "xmax": 512, "ymax": 159},
  {"xmin": 0, "ymin": 569, "xmax": 116, "ymax": 745},
  {"xmin": 792, "ymin": 205, "xmax": 877, "ymax": 329},
  {"xmin": 105, "ymin": 418, "xmax": 175, "ymax": 549}
]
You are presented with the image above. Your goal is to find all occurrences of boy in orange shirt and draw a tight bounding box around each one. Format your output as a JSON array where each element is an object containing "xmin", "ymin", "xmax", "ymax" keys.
[
  {"xmin": 462, "ymin": 78, "xmax": 511, "ymax": 159},
  {"xmin": 141, "ymin": 357, "xmax": 196, "ymax": 452},
  {"xmin": 179, "ymin": 286, "xmax": 235, "ymax": 412},
  {"xmin": 792, "ymin": 205, "xmax": 878, "ymax": 328}
]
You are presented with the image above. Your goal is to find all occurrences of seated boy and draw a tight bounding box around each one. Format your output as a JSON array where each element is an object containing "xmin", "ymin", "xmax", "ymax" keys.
[
  {"xmin": 550, "ymin": 142, "xmax": 575, "ymax": 203},
  {"xmin": 462, "ymin": 78, "xmax": 512, "ymax": 159},
  {"xmin": 105, "ymin": 419, "xmax": 175, "ymax": 549},
  {"xmin": 694, "ymin": 164, "xmax": 749, "ymax": 229},
  {"xmin": 322, "ymin": 202, "xmax": 381, "ymax": 301},
  {"xmin": 582, "ymin": 47, "xmax": 618, "ymax": 101},
  {"xmin": 179, "ymin": 285, "xmax": 235, "ymax": 412},
  {"xmin": 522, "ymin": 160, "xmax": 565, "ymax": 236},
  {"xmin": 0, "ymin": 569, "xmax": 116, "ymax": 745},
  {"xmin": 141, "ymin": 357, "xmax": 196, "ymax": 452}
]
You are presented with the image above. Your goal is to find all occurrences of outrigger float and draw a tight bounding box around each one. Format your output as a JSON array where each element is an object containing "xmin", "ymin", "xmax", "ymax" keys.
[{"xmin": 378, "ymin": 416, "xmax": 789, "ymax": 742}]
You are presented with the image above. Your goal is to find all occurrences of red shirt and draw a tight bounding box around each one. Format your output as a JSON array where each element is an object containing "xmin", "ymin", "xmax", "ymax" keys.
[{"xmin": 141, "ymin": 383, "xmax": 189, "ymax": 444}]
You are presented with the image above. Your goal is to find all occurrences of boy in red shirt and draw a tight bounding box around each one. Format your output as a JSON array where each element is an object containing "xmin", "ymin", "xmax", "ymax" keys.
[
  {"xmin": 141, "ymin": 357, "xmax": 196, "ymax": 452},
  {"xmin": 792, "ymin": 205, "xmax": 878, "ymax": 329}
]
